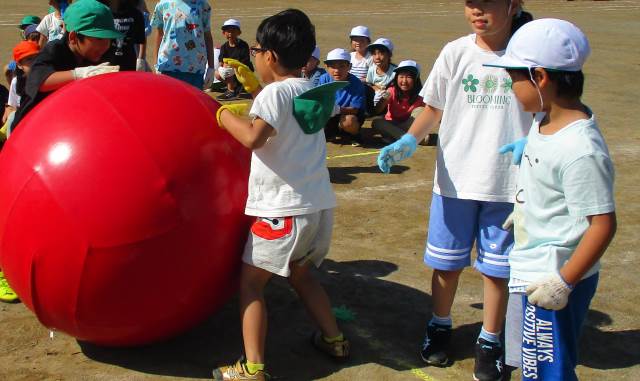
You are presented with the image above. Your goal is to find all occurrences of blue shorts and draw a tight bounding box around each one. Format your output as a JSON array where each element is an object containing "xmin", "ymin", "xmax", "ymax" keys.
[
  {"xmin": 424, "ymin": 193, "xmax": 514, "ymax": 278},
  {"xmin": 520, "ymin": 274, "xmax": 598, "ymax": 381},
  {"xmin": 161, "ymin": 70, "xmax": 204, "ymax": 89}
]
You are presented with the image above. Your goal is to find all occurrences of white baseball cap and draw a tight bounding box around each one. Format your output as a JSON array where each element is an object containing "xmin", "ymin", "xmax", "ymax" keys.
[
  {"xmin": 394, "ymin": 60, "xmax": 421, "ymax": 74},
  {"xmin": 350, "ymin": 25, "xmax": 370, "ymax": 39},
  {"xmin": 324, "ymin": 48, "xmax": 350, "ymax": 63},
  {"xmin": 367, "ymin": 37, "xmax": 394, "ymax": 54},
  {"xmin": 485, "ymin": 18, "xmax": 590, "ymax": 72},
  {"xmin": 311, "ymin": 46, "xmax": 320, "ymax": 60},
  {"xmin": 222, "ymin": 18, "xmax": 241, "ymax": 29}
]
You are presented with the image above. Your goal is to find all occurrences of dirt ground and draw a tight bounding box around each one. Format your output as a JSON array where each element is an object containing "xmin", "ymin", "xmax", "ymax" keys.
[{"xmin": 1, "ymin": 0, "xmax": 639, "ymax": 380}]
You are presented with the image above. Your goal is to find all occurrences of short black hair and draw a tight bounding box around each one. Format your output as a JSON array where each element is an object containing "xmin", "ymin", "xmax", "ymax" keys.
[
  {"xmin": 255, "ymin": 9, "xmax": 315, "ymax": 70},
  {"xmin": 508, "ymin": 68, "xmax": 585, "ymax": 99}
]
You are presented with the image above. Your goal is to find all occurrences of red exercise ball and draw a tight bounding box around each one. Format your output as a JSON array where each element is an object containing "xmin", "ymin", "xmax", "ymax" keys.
[{"xmin": 0, "ymin": 72, "xmax": 252, "ymax": 346}]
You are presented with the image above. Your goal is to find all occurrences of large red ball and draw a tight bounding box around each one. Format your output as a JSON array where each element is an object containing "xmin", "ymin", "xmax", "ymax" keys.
[{"xmin": 0, "ymin": 72, "xmax": 252, "ymax": 346}]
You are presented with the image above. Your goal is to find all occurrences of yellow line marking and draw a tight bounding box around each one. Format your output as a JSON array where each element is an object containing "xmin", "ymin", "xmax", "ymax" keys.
[
  {"xmin": 410, "ymin": 368, "xmax": 440, "ymax": 381},
  {"xmin": 326, "ymin": 150, "xmax": 380, "ymax": 160}
]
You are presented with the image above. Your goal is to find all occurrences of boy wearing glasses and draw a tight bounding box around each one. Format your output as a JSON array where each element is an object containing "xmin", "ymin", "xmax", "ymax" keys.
[{"xmin": 213, "ymin": 9, "xmax": 348, "ymax": 381}]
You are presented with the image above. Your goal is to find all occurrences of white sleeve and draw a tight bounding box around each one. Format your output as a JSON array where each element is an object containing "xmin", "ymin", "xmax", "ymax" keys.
[
  {"xmin": 419, "ymin": 44, "xmax": 451, "ymax": 110},
  {"xmin": 7, "ymin": 78, "xmax": 19, "ymax": 108},
  {"xmin": 562, "ymin": 153, "xmax": 615, "ymax": 217},
  {"xmin": 249, "ymin": 83, "xmax": 289, "ymax": 134},
  {"xmin": 36, "ymin": 15, "xmax": 49, "ymax": 35}
]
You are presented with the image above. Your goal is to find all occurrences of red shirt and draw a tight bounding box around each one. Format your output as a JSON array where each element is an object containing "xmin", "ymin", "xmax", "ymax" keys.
[{"xmin": 385, "ymin": 86, "xmax": 425, "ymax": 122}]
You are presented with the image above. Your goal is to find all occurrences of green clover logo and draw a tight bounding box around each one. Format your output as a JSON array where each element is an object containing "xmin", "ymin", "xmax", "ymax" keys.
[
  {"xmin": 462, "ymin": 74, "xmax": 479, "ymax": 92},
  {"xmin": 501, "ymin": 77, "xmax": 513, "ymax": 93}
]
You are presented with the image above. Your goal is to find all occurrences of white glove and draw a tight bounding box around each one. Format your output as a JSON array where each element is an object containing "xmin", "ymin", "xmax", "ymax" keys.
[
  {"xmin": 526, "ymin": 274, "xmax": 573, "ymax": 310},
  {"xmin": 217, "ymin": 66, "xmax": 235, "ymax": 80},
  {"xmin": 72, "ymin": 62, "xmax": 120, "ymax": 79},
  {"xmin": 136, "ymin": 58, "xmax": 148, "ymax": 72},
  {"xmin": 204, "ymin": 67, "xmax": 216, "ymax": 88}
]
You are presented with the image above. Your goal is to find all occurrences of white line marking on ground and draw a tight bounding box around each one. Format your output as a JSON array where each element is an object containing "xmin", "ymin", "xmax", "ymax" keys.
[{"xmin": 336, "ymin": 179, "xmax": 433, "ymax": 200}]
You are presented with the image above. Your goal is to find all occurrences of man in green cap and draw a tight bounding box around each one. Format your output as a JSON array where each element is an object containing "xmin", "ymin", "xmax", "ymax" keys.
[{"xmin": 12, "ymin": 0, "xmax": 122, "ymax": 130}]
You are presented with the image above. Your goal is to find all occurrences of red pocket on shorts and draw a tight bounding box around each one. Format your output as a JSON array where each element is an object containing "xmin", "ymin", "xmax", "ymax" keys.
[{"xmin": 251, "ymin": 217, "xmax": 293, "ymax": 240}]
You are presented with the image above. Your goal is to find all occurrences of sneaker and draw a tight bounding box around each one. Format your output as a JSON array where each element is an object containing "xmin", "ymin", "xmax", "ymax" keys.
[
  {"xmin": 473, "ymin": 338, "xmax": 504, "ymax": 381},
  {"xmin": 311, "ymin": 331, "xmax": 350, "ymax": 360},
  {"xmin": 216, "ymin": 90, "xmax": 238, "ymax": 101},
  {"xmin": 212, "ymin": 356, "xmax": 270, "ymax": 381},
  {"xmin": 420, "ymin": 323, "xmax": 451, "ymax": 366},
  {"xmin": 0, "ymin": 271, "xmax": 18, "ymax": 303}
]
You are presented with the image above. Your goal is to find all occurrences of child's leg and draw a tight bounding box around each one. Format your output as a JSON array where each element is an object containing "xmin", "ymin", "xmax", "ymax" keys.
[
  {"xmin": 239, "ymin": 263, "xmax": 273, "ymax": 364},
  {"xmin": 431, "ymin": 268, "xmax": 463, "ymax": 318},
  {"xmin": 482, "ymin": 274, "xmax": 508, "ymax": 334},
  {"xmin": 521, "ymin": 274, "xmax": 598, "ymax": 381},
  {"xmin": 288, "ymin": 262, "xmax": 340, "ymax": 339}
]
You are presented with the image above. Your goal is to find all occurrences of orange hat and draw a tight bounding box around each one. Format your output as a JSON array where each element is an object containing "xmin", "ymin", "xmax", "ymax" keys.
[{"xmin": 13, "ymin": 41, "xmax": 40, "ymax": 63}]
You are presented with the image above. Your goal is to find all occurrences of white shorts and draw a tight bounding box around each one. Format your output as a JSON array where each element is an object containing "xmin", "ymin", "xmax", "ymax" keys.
[{"xmin": 242, "ymin": 209, "xmax": 334, "ymax": 277}]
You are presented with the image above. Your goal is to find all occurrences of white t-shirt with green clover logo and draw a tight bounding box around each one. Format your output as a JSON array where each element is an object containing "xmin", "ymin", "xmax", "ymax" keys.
[{"xmin": 420, "ymin": 34, "xmax": 533, "ymax": 202}]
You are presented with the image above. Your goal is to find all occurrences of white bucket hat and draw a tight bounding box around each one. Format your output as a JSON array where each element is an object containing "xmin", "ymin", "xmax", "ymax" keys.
[
  {"xmin": 367, "ymin": 38, "xmax": 394, "ymax": 54},
  {"xmin": 394, "ymin": 60, "xmax": 421, "ymax": 74},
  {"xmin": 222, "ymin": 18, "xmax": 241, "ymax": 29},
  {"xmin": 349, "ymin": 25, "xmax": 370, "ymax": 39},
  {"xmin": 324, "ymin": 48, "xmax": 350, "ymax": 63},
  {"xmin": 485, "ymin": 18, "xmax": 590, "ymax": 71}
]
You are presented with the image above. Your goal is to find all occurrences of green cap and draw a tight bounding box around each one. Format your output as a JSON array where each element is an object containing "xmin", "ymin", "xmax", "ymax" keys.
[
  {"xmin": 63, "ymin": 0, "xmax": 123, "ymax": 39},
  {"xmin": 293, "ymin": 81, "xmax": 350, "ymax": 135},
  {"xmin": 19, "ymin": 15, "xmax": 42, "ymax": 28}
]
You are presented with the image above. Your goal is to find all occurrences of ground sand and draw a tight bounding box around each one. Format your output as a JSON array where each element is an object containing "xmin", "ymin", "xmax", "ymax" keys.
[{"xmin": 0, "ymin": 1, "xmax": 639, "ymax": 380}]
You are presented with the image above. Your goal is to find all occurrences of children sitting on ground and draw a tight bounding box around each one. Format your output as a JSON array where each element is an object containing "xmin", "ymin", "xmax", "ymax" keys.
[
  {"xmin": 12, "ymin": 0, "xmax": 122, "ymax": 130},
  {"xmin": 216, "ymin": 18, "xmax": 253, "ymax": 101},
  {"xmin": 151, "ymin": 0, "xmax": 215, "ymax": 88},
  {"xmin": 365, "ymin": 37, "xmax": 397, "ymax": 115},
  {"xmin": 318, "ymin": 48, "xmax": 366, "ymax": 146},
  {"xmin": 213, "ymin": 8, "xmax": 348, "ymax": 380},
  {"xmin": 487, "ymin": 18, "xmax": 616, "ymax": 381},
  {"xmin": 99, "ymin": 0, "xmax": 147, "ymax": 71},
  {"xmin": 301, "ymin": 46, "xmax": 325, "ymax": 86},
  {"xmin": 348, "ymin": 25, "xmax": 372, "ymax": 82},
  {"xmin": 37, "ymin": 1, "xmax": 68, "ymax": 48},
  {"xmin": 371, "ymin": 60, "xmax": 426, "ymax": 142}
]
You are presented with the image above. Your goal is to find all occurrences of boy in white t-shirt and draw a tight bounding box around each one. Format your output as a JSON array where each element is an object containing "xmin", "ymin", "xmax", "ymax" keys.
[
  {"xmin": 213, "ymin": 9, "xmax": 348, "ymax": 381},
  {"xmin": 37, "ymin": 1, "xmax": 67, "ymax": 48},
  {"xmin": 486, "ymin": 19, "xmax": 616, "ymax": 381}
]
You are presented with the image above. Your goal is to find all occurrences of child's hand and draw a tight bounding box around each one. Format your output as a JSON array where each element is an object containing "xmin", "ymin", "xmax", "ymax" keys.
[
  {"xmin": 526, "ymin": 274, "xmax": 573, "ymax": 310},
  {"xmin": 136, "ymin": 58, "xmax": 148, "ymax": 72},
  {"xmin": 499, "ymin": 137, "xmax": 528, "ymax": 165},
  {"xmin": 216, "ymin": 103, "xmax": 250, "ymax": 129},
  {"xmin": 72, "ymin": 62, "xmax": 120, "ymax": 79},
  {"xmin": 377, "ymin": 133, "xmax": 417, "ymax": 174},
  {"xmin": 223, "ymin": 58, "xmax": 259, "ymax": 93}
]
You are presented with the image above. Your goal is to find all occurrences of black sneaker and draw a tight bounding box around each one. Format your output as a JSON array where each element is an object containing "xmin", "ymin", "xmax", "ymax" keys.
[
  {"xmin": 216, "ymin": 90, "xmax": 238, "ymax": 101},
  {"xmin": 473, "ymin": 338, "xmax": 504, "ymax": 381},
  {"xmin": 420, "ymin": 323, "xmax": 451, "ymax": 366}
]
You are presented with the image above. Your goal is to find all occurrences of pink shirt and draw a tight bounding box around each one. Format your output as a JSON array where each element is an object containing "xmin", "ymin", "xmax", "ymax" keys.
[{"xmin": 385, "ymin": 86, "xmax": 425, "ymax": 122}]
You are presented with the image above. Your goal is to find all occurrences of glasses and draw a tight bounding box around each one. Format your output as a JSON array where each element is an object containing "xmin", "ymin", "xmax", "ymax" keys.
[{"xmin": 249, "ymin": 46, "xmax": 267, "ymax": 57}]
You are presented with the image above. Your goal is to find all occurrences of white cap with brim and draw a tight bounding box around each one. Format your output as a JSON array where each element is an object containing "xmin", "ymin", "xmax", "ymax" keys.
[
  {"xmin": 484, "ymin": 18, "xmax": 590, "ymax": 72},
  {"xmin": 394, "ymin": 60, "xmax": 420, "ymax": 74},
  {"xmin": 324, "ymin": 48, "xmax": 350, "ymax": 63},
  {"xmin": 311, "ymin": 46, "xmax": 320, "ymax": 60},
  {"xmin": 350, "ymin": 25, "xmax": 370, "ymax": 39},
  {"xmin": 222, "ymin": 18, "xmax": 241, "ymax": 29},
  {"xmin": 367, "ymin": 38, "xmax": 394, "ymax": 54}
]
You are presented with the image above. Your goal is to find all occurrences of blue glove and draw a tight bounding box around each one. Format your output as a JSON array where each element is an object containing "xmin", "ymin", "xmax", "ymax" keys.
[
  {"xmin": 377, "ymin": 133, "xmax": 418, "ymax": 174},
  {"xmin": 499, "ymin": 137, "xmax": 528, "ymax": 165}
]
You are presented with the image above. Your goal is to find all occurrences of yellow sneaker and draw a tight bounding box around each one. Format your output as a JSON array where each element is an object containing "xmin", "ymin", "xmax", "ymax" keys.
[
  {"xmin": 212, "ymin": 357, "xmax": 270, "ymax": 381},
  {"xmin": 0, "ymin": 271, "xmax": 19, "ymax": 303},
  {"xmin": 311, "ymin": 331, "xmax": 350, "ymax": 360}
]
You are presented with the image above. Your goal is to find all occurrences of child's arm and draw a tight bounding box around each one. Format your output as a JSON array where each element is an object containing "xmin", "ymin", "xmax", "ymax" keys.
[
  {"xmin": 154, "ymin": 28, "xmax": 164, "ymax": 70},
  {"xmin": 407, "ymin": 105, "xmax": 443, "ymax": 141},
  {"xmin": 560, "ymin": 212, "xmax": 617, "ymax": 285},
  {"xmin": 39, "ymin": 71, "xmax": 75, "ymax": 92},
  {"xmin": 219, "ymin": 110, "xmax": 274, "ymax": 150}
]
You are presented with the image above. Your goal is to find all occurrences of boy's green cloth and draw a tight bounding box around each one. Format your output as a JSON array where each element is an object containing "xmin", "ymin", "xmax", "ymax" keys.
[{"xmin": 293, "ymin": 81, "xmax": 349, "ymax": 134}]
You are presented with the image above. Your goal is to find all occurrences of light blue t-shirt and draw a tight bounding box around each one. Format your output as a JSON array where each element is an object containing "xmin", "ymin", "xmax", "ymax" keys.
[
  {"xmin": 366, "ymin": 63, "xmax": 397, "ymax": 88},
  {"xmin": 151, "ymin": 0, "xmax": 211, "ymax": 74},
  {"xmin": 509, "ymin": 112, "xmax": 615, "ymax": 289}
]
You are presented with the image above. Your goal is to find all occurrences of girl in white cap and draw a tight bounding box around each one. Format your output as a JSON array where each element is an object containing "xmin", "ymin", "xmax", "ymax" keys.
[
  {"xmin": 348, "ymin": 25, "xmax": 372, "ymax": 81},
  {"xmin": 377, "ymin": 1, "xmax": 533, "ymax": 381}
]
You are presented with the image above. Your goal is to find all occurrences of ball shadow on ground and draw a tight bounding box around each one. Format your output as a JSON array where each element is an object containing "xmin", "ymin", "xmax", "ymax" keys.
[{"xmin": 80, "ymin": 259, "xmax": 434, "ymax": 380}]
